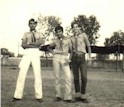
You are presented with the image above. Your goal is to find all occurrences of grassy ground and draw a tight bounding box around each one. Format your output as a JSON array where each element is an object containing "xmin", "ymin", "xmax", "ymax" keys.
[{"xmin": 1, "ymin": 66, "xmax": 124, "ymax": 107}]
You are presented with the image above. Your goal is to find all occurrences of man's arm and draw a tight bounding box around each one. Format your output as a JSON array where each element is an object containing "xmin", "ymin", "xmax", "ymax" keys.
[
  {"xmin": 47, "ymin": 38, "xmax": 57, "ymax": 54},
  {"xmin": 21, "ymin": 39, "xmax": 38, "ymax": 49},
  {"xmin": 46, "ymin": 41, "xmax": 56, "ymax": 54},
  {"xmin": 68, "ymin": 39, "xmax": 73, "ymax": 61},
  {"xmin": 84, "ymin": 34, "xmax": 91, "ymax": 58},
  {"xmin": 21, "ymin": 33, "xmax": 42, "ymax": 49},
  {"xmin": 29, "ymin": 35, "xmax": 45, "ymax": 46}
]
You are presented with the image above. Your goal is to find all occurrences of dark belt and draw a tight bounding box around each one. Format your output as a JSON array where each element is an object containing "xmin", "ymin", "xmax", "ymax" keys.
[
  {"xmin": 72, "ymin": 51, "xmax": 85, "ymax": 57},
  {"xmin": 54, "ymin": 52, "xmax": 68, "ymax": 55}
]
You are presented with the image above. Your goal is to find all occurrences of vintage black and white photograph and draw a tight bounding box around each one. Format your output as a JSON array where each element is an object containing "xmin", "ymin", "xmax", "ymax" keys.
[{"xmin": 1, "ymin": 0, "xmax": 124, "ymax": 107}]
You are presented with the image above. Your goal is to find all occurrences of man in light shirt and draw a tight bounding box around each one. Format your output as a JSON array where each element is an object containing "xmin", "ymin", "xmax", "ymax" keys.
[
  {"xmin": 12, "ymin": 18, "xmax": 44, "ymax": 103},
  {"xmin": 47, "ymin": 25, "xmax": 75, "ymax": 103},
  {"xmin": 70, "ymin": 21, "xmax": 91, "ymax": 103}
]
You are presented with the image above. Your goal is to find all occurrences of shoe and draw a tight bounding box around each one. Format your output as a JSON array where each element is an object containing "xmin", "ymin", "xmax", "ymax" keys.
[
  {"xmin": 75, "ymin": 97, "xmax": 81, "ymax": 101},
  {"xmin": 36, "ymin": 99, "xmax": 44, "ymax": 103},
  {"xmin": 54, "ymin": 97, "xmax": 62, "ymax": 101},
  {"xmin": 80, "ymin": 98, "xmax": 89, "ymax": 103},
  {"xmin": 11, "ymin": 98, "xmax": 21, "ymax": 102},
  {"xmin": 63, "ymin": 99, "xmax": 76, "ymax": 103}
]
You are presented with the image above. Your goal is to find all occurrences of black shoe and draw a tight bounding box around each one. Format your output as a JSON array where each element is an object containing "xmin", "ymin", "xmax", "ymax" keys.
[
  {"xmin": 11, "ymin": 98, "xmax": 21, "ymax": 102},
  {"xmin": 54, "ymin": 97, "xmax": 62, "ymax": 101},
  {"xmin": 75, "ymin": 97, "xmax": 81, "ymax": 101},
  {"xmin": 63, "ymin": 99, "xmax": 76, "ymax": 103},
  {"xmin": 80, "ymin": 98, "xmax": 89, "ymax": 103},
  {"xmin": 36, "ymin": 99, "xmax": 44, "ymax": 103}
]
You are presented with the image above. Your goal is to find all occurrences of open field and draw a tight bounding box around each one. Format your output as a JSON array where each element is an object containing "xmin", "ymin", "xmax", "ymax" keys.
[{"xmin": 1, "ymin": 66, "xmax": 124, "ymax": 107}]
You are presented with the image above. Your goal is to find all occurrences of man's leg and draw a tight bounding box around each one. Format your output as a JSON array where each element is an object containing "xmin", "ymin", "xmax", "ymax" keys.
[
  {"xmin": 79, "ymin": 54, "xmax": 87, "ymax": 95},
  {"xmin": 79, "ymin": 55, "xmax": 89, "ymax": 103},
  {"xmin": 14, "ymin": 56, "xmax": 30, "ymax": 99},
  {"xmin": 79, "ymin": 61, "xmax": 87, "ymax": 95},
  {"xmin": 53, "ymin": 55, "xmax": 61, "ymax": 99},
  {"xmin": 32, "ymin": 56, "xmax": 43, "ymax": 99},
  {"xmin": 71, "ymin": 59, "xmax": 80, "ymax": 94},
  {"xmin": 61, "ymin": 62, "xmax": 72, "ymax": 100}
]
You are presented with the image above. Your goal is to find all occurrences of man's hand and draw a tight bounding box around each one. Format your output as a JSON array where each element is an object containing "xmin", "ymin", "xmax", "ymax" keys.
[
  {"xmin": 87, "ymin": 57, "xmax": 92, "ymax": 66},
  {"xmin": 64, "ymin": 54, "xmax": 71, "ymax": 65},
  {"xmin": 87, "ymin": 54, "xmax": 92, "ymax": 65},
  {"xmin": 28, "ymin": 42, "xmax": 41, "ymax": 46}
]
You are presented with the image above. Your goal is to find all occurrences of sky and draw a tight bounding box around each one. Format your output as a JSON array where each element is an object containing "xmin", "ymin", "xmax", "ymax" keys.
[{"xmin": 0, "ymin": 0, "xmax": 124, "ymax": 56}]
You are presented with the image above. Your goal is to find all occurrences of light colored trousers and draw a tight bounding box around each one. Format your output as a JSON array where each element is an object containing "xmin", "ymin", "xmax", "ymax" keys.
[
  {"xmin": 53, "ymin": 54, "xmax": 72, "ymax": 100},
  {"xmin": 14, "ymin": 49, "xmax": 43, "ymax": 99}
]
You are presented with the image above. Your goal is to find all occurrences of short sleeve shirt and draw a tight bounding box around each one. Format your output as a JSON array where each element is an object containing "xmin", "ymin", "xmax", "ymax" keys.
[
  {"xmin": 22, "ymin": 31, "xmax": 44, "ymax": 44},
  {"xmin": 52, "ymin": 37, "xmax": 71, "ymax": 54},
  {"xmin": 70, "ymin": 33, "xmax": 89, "ymax": 53}
]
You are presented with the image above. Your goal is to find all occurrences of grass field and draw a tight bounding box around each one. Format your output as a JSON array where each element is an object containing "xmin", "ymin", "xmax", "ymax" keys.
[{"xmin": 1, "ymin": 66, "xmax": 124, "ymax": 107}]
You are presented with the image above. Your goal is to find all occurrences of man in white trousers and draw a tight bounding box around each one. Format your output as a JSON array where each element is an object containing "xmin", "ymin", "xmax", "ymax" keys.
[
  {"xmin": 47, "ymin": 26, "xmax": 75, "ymax": 103},
  {"xmin": 12, "ymin": 18, "xmax": 44, "ymax": 103}
]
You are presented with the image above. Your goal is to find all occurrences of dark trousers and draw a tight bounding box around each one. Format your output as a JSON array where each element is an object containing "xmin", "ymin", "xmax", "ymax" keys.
[{"xmin": 71, "ymin": 53, "xmax": 87, "ymax": 94}]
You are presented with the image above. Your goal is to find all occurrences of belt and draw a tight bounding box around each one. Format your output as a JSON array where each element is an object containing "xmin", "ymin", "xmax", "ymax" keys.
[
  {"xmin": 54, "ymin": 53, "xmax": 68, "ymax": 55},
  {"xmin": 73, "ymin": 51, "xmax": 85, "ymax": 57}
]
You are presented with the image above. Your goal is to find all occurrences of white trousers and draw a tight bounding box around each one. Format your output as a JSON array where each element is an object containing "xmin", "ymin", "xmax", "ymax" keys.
[
  {"xmin": 53, "ymin": 54, "xmax": 72, "ymax": 100},
  {"xmin": 14, "ymin": 49, "xmax": 43, "ymax": 99}
]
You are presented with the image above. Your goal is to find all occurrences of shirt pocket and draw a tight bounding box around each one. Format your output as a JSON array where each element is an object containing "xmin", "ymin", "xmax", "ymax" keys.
[
  {"xmin": 63, "ymin": 42, "xmax": 69, "ymax": 51},
  {"xmin": 35, "ymin": 38, "xmax": 40, "ymax": 42},
  {"xmin": 63, "ymin": 41, "xmax": 68, "ymax": 47},
  {"xmin": 78, "ymin": 38, "xmax": 83, "ymax": 44},
  {"xmin": 26, "ymin": 37, "xmax": 32, "ymax": 43}
]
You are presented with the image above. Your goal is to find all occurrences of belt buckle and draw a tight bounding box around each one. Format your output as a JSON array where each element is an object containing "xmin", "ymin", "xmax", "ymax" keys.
[{"xmin": 77, "ymin": 53, "xmax": 81, "ymax": 57}]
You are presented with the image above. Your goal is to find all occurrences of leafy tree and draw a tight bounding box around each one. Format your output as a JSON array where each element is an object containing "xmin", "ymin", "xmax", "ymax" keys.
[
  {"xmin": 104, "ymin": 38, "xmax": 110, "ymax": 46},
  {"xmin": 105, "ymin": 30, "xmax": 124, "ymax": 46},
  {"xmin": 47, "ymin": 16, "xmax": 62, "ymax": 33},
  {"xmin": 37, "ymin": 14, "xmax": 62, "ymax": 36},
  {"xmin": 95, "ymin": 38, "xmax": 110, "ymax": 60},
  {"xmin": 1, "ymin": 48, "xmax": 9, "ymax": 55},
  {"xmin": 104, "ymin": 30, "xmax": 124, "ymax": 60},
  {"xmin": 71, "ymin": 15, "xmax": 100, "ymax": 45},
  {"xmin": 1, "ymin": 48, "xmax": 15, "ymax": 57},
  {"xmin": 65, "ymin": 26, "xmax": 73, "ymax": 38}
]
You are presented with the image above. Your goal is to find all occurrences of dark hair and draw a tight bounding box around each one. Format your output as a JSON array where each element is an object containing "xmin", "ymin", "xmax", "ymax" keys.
[
  {"xmin": 55, "ymin": 26, "xmax": 63, "ymax": 32},
  {"xmin": 71, "ymin": 21, "xmax": 82, "ymax": 28},
  {"xmin": 28, "ymin": 18, "xmax": 37, "ymax": 24}
]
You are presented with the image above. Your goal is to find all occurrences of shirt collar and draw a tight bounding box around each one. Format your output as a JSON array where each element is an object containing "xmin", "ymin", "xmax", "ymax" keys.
[
  {"xmin": 57, "ymin": 35, "xmax": 65, "ymax": 40},
  {"xmin": 74, "ymin": 32, "xmax": 82, "ymax": 37},
  {"xmin": 30, "ymin": 30, "xmax": 36, "ymax": 33}
]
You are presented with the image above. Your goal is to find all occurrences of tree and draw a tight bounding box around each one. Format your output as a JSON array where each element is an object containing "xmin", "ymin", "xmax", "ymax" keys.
[
  {"xmin": 47, "ymin": 16, "xmax": 62, "ymax": 33},
  {"xmin": 104, "ymin": 30, "xmax": 124, "ymax": 60},
  {"xmin": 104, "ymin": 38, "xmax": 110, "ymax": 46},
  {"xmin": 37, "ymin": 14, "xmax": 62, "ymax": 36},
  {"xmin": 71, "ymin": 15, "xmax": 100, "ymax": 45},
  {"xmin": 94, "ymin": 38, "xmax": 110, "ymax": 60},
  {"xmin": 1, "ymin": 48, "xmax": 15, "ymax": 57},
  {"xmin": 105, "ymin": 30, "xmax": 124, "ymax": 46},
  {"xmin": 1, "ymin": 48, "xmax": 9, "ymax": 55},
  {"xmin": 65, "ymin": 26, "xmax": 73, "ymax": 38}
]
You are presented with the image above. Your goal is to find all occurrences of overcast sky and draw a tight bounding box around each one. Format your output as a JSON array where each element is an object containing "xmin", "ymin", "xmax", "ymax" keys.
[{"xmin": 0, "ymin": 0, "xmax": 124, "ymax": 56}]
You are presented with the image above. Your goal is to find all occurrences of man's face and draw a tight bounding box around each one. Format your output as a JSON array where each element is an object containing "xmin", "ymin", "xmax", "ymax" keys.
[
  {"xmin": 72, "ymin": 24, "xmax": 80, "ymax": 34},
  {"xmin": 56, "ymin": 30, "xmax": 63, "ymax": 38},
  {"xmin": 29, "ymin": 21, "xmax": 37, "ymax": 31}
]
